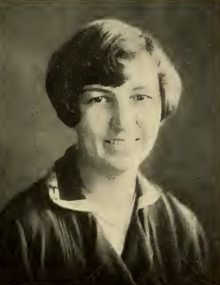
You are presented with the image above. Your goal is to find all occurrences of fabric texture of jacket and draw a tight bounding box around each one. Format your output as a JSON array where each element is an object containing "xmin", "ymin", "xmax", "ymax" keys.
[{"xmin": 0, "ymin": 149, "xmax": 209, "ymax": 284}]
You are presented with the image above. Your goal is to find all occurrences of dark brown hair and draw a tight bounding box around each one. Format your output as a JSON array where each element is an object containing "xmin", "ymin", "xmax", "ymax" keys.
[{"xmin": 45, "ymin": 19, "xmax": 182, "ymax": 128}]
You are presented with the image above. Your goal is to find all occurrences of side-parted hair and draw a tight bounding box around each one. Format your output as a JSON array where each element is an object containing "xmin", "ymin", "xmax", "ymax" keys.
[{"xmin": 45, "ymin": 19, "xmax": 182, "ymax": 128}]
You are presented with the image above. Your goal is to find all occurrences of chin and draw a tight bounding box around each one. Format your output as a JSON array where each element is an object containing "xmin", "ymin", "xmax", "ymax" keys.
[{"xmin": 105, "ymin": 154, "xmax": 141, "ymax": 173}]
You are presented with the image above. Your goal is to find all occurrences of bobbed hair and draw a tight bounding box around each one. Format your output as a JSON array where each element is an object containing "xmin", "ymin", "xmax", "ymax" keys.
[{"xmin": 45, "ymin": 19, "xmax": 182, "ymax": 128}]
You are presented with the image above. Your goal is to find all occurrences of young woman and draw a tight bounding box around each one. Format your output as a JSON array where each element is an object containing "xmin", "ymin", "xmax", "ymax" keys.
[{"xmin": 0, "ymin": 19, "xmax": 209, "ymax": 284}]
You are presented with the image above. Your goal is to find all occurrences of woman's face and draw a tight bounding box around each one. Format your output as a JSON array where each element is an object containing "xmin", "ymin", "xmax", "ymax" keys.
[{"xmin": 74, "ymin": 51, "xmax": 162, "ymax": 173}]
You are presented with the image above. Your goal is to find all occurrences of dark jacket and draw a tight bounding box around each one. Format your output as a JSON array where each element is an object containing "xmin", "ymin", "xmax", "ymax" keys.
[{"xmin": 0, "ymin": 152, "xmax": 209, "ymax": 285}]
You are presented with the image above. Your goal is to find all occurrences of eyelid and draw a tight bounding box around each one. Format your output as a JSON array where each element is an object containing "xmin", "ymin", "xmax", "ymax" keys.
[
  {"xmin": 87, "ymin": 92, "xmax": 112, "ymax": 99},
  {"xmin": 83, "ymin": 91, "xmax": 112, "ymax": 103},
  {"xmin": 88, "ymin": 95, "xmax": 112, "ymax": 103},
  {"xmin": 130, "ymin": 94, "xmax": 153, "ymax": 99}
]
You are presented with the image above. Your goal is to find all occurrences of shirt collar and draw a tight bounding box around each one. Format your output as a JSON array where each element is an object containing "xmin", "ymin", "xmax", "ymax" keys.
[{"xmin": 47, "ymin": 169, "xmax": 161, "ymax": 212}]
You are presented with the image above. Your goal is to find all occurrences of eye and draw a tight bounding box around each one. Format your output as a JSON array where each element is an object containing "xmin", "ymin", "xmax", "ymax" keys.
[
  {"xmin": 89, "ymin": 96, "xmax": 111, "ymax": 104},
  {"xmin": 131, "ymin": 94, "xmax": 153, "ymax": 101},
  {"xmin": 135, "ymin": 95, "xmax": 145, "ymax": 101}
]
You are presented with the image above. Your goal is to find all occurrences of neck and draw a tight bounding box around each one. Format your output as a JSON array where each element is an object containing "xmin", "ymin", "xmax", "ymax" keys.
[{"xmin": 78, "ymin": 163, "xmax": 138, "ymax": 207}]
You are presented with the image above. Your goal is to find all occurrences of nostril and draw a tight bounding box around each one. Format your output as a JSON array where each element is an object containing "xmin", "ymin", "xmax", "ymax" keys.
[{"xmin": 135, "ymin": 138, "xmax": 140, "ymax": 141}]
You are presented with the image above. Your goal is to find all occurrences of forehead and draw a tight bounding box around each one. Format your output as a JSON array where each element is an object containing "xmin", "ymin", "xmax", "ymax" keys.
[{"xmin": 119, "ymin": 51, "xmax": 159, "ymax": 86}]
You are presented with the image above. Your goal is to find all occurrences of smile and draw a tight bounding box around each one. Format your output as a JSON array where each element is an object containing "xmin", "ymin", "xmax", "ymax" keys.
[
  {"xmin": 104, "ymin": 138, "xmax": 140, "ymax": 144},
  {"xmin": 105, "ymin": 139, "xmax": 124, "ymax": 145}
]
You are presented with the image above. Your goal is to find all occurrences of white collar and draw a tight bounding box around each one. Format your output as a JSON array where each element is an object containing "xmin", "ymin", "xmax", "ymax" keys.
[{"xmin": 47, "ymin": 170, "xmax": 161, "ymax": 212}]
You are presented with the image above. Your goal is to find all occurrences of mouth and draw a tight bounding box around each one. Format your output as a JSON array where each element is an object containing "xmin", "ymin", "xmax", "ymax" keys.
[
  {"xmin": 104, "ymin": 138, "xmax": 140, "ymax": 144},
  {"xmin": 104, "ymin": 139, "xmax": 124, "ymax": 145}
]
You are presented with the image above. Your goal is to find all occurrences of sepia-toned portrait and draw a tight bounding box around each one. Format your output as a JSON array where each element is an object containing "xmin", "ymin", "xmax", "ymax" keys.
[{"xmin": 0, "ymin": 1, "xmax": 218, "ymax": 284}]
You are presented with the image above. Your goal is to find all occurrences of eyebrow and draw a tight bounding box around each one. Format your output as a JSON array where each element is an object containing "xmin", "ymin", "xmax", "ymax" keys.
[
  {"xmin": 83, "ymin": 85, "xmax": 148, "ymax": 97},
  {"xmin": 132, "ymin": 86, "xmax": 146, "ymax": 91}
]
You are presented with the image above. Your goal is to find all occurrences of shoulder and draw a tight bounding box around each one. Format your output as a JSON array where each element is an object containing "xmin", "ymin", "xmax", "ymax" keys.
[
  {"xmin": 0, "ymin": 176, "xmax": 49, "ymax": 221},
  {"xmin": 138, "ymin": 172, "xmax": 206, "ymax": 242},
  {"xmin": 0, "ymin": 175, "xmax": 91, "ymax": 280},
  {"xmin": 160, "ymin": 191, "xmax": 210, "ymax": 277},
  {"xmin": 160, "ymin": 190, "xmax": 208, "ymax": 254},
  {"xmin": 0, "ymin": 175, "xmax": 55, "ymax": 243},
  {"xmin": 138, "ymin": 173, "xmax": 209, "ymax": 274},
  {"xmin": 0, "ymin": 176, "xmax": 53, "ymax": 280}
]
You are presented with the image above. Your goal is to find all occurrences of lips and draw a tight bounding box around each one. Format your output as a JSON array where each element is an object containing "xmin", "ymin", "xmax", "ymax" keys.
[
  {"xmin": 104, "ymin": 138, "xmax": 140, "ymax": 144},
  {"xmin": 104, "ymin": 139, "xmax": 125, "ymax": 144}
]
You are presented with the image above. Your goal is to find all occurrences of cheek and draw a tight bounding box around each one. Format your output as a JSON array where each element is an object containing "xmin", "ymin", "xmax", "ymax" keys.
[
  {"xmin": 82, "ymin": 106, "xmax": 111, "ymax": 136},
  {"xmin": 136, "ymin": 104, "xmax": 161, "ymax": 139}
]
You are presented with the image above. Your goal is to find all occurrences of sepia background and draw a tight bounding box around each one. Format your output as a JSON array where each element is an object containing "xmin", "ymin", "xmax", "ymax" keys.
[{"xmin": 0, "ymin": 0, "xmax": 219, "ymax": 279}]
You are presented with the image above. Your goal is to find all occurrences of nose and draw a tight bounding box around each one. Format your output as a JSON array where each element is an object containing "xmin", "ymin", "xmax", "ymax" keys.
[{"xmin": 109, "ymin": 98, "xmax": 133, "ymax": 134}]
